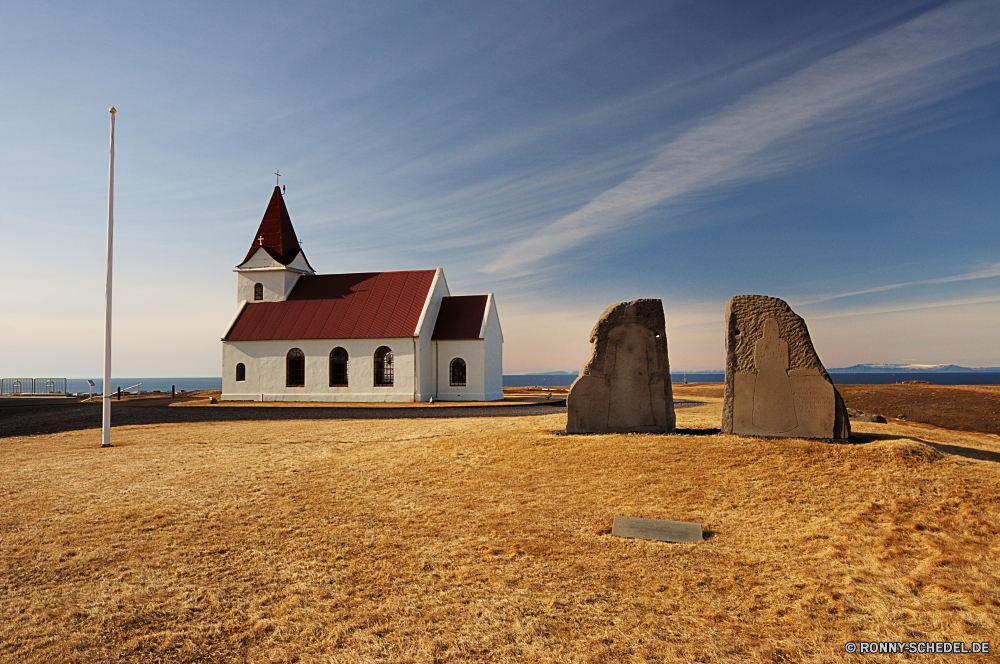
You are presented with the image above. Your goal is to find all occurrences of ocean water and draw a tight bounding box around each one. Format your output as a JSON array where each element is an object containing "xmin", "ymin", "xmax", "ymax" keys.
[
  {"xmin": 55, "ymin": 372, "xmax": 1000, "ymax": 395},
  {"xmin": 829, "ymin": 372, "xmax": 1000, "ymax": 385},
  {"xmin": 503, "ymin": 372, "xmax": 1000, "ymax": 387},
  {"xmin": 65, "ymin": 377, "xmax": 222, "ymax": 395}
]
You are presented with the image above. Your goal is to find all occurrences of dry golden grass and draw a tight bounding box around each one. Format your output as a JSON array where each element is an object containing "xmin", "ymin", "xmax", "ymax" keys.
[{"xmin": 2, "ymin": 397, "xmax": 1000, "ymax": 662}]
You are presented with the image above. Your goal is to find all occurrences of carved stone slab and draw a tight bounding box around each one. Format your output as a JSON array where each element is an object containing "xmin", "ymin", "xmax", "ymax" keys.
[
  {"xmin": 723, "ymin": 295, "xmax": 850, "ymax": 440},
  {"xmin": 611, "ymin": 515, "xmax": 702, "ymax": 543},
  {"xmin": 567, "ymin": 299, "xmax": 675, "ymax": 434}
]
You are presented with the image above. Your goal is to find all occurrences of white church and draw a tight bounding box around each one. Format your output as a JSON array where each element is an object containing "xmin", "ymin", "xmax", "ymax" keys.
[{"xmin": 221, "ymin": 187, "xmax": 503, "ymax": 402}]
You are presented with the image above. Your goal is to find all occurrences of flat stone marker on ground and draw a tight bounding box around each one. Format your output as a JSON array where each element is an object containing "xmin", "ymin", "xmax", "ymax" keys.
[
  {"xmin": 567, "ymin": 299, "xmax": 675, "ymax": 434},
  {"xmin": 723, "ymin": 295, "xmax": 850, "ymax": 440},
  {"xmin": 611, "ymin": 515, "xmax": 703, "ymax": 543}
]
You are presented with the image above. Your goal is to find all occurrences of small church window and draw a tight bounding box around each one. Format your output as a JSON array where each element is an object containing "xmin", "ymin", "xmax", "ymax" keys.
[
  {"xmin": 254, "ymin": 283, "xmax": 263, "ymax": 300},
  {"xmin": 286, "ymin": 348, "xmax": 305, "ymax": 387},
  {"xmin": 329, "ymin": 347, "xmax": 348, "ymax": 386},
  {"xmin": 450, "ymin": 358, "xmax": 467, "ymax": 387},
  {"xmin": 236, "ymin": 363, "xmax": 246, "ymax": 382},
  {"xmin": 374, "ymin": 346, "xmax": 393, "ymax": 386}
]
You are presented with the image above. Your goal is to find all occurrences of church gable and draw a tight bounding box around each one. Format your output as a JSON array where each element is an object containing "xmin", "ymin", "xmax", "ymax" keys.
[
  {"xmin": 432, "ymin": 295, "xmax": 490, "ymax": 340},
  {"xmin": 240, "ymin": 246, "xmax": 285, "ymax": 270}
]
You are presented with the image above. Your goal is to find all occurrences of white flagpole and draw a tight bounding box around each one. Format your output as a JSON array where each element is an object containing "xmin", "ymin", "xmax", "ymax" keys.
[{"xmin": 102, "ymin": 107, "xmax": 116, "ymax": 448}]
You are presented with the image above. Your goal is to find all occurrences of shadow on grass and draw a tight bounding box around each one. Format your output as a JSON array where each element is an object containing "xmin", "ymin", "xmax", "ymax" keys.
[
  {"xmin": 850, "ymin": 431, "xmax": 1000, "ymax": 463},
  {"xmin": 553, "ymin": 427, "xmax": 721, "ymax": 436}
]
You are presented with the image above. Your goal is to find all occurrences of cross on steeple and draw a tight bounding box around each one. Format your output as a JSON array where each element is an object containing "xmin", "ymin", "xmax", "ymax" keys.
[
  {"xmin": 274, "ymin": 169, "xmax": 281, "ymax": 186},
  {"xmin": 238, "ymin": 185, "xmax": 312, "ymax": 272}
]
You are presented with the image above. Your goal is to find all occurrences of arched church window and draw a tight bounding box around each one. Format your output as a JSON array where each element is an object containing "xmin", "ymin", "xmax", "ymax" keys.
[
  {"xmin": 329, "ymin": 347, "xmax": 348, "ymax": 386},
  {"xmin": 450, "ymin": 358, "xmax": 467, "ymax": 387},
  {"xmin": 254, "ymin": 283, "xmax": 263, "ymax": 300},
  {"xmin": 286, "ymin": 348, "xmax": 305, "ymax": 387},
  {"xmin": 236, "ymin": 363, "xmax": 246, "ymax": 382},
  {"xmin": 374, "ymin": 346, "xmax": 393, "ymax": 386}
]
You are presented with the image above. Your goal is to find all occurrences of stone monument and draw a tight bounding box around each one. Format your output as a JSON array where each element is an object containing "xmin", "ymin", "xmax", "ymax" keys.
[
  {"xmin": 567, "ymin": 299, "xmax": 675, "ymax": 434},
  {"xmin": 722, "ymin": 295, "xmax": 850, "ymax": 439}
]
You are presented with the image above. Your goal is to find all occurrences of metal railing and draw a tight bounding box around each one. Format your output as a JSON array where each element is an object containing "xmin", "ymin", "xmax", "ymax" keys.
[{"xmin": 1, "ymin": 378, "xmax": 67, "ymax": 396}]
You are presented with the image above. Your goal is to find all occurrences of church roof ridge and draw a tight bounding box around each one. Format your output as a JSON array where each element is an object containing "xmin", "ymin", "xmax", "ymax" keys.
[
  {"xmin": 225, "ymin": 269, "xmax": 438, "ymax": 341},
  {"xmin": 240, "ymin": 186, "xmax": 307, "ymax": 267}
]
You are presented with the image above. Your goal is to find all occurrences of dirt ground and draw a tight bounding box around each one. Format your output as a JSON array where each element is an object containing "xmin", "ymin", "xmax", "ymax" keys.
[
  {"xmin": 2, "ymin": 386, "xmax": 999, "ymax": 662},
  {"xmin": 671, "ymin": 383, "xmax": 1000, "ymax": 436},
  {"xmin": 837, "ymin": 384, "xmax": 1000, "ymax": 436}
]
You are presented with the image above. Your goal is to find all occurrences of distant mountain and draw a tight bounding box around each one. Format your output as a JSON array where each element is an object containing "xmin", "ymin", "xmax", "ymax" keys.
[
  {"xmin": 516, "ymin": 365, "xmax": 1000, "ymax": 376},
  {"xmin": 829, "ymin": 364, "xmax": 1000, "ymax": 373}
]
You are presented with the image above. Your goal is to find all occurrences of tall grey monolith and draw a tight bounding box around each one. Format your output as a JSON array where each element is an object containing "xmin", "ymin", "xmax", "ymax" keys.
[
  {"xmin": 567, "ymin": 299, "xmax": 675, "ymax": 434},
  {"xmin": 723, "ymin": 295, "xmax": 850, "ymax": 440}
]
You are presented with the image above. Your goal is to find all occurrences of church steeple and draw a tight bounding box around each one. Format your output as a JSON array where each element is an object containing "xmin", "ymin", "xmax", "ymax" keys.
[
  {"xmin": 238, "ymin": 186, "xmax": 313, "ymax": 270},
  {"xmin": 234, "ymin": 186, "xmax": 314, "ymax": 305}
]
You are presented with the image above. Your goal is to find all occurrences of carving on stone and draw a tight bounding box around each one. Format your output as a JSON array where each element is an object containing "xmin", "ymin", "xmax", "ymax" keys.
[
  {"xmin": 567, "ymin": 299, "xmax": 675, "ymax": 434},
  {"xmin": 752, "ymin": 318, "xmax": 797, "ymax": 432},
  {"xmin": 723, "ymin": 295, "xmax": 850, "ymax": 440}
]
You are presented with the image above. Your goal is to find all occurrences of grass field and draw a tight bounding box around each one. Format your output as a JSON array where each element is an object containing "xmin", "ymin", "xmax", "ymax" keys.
[{"xmin": 2, "ymin": 389, "xmax": 999, "ymax": 662}]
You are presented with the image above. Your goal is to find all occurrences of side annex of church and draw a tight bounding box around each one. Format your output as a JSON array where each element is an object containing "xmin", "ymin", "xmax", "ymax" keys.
[{"xmin": 221, "ymin": 187, "xmax": 503, "ymax": 402}]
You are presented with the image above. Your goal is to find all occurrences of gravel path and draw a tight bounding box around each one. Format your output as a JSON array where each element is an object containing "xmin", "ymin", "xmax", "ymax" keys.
[
  {"xmin": 0, "ymin": 398, "xmax": 706, "ymax": 439},
  {"xmin": 0, "ymin": 400, "xmax": 570, "ymax": 439}
]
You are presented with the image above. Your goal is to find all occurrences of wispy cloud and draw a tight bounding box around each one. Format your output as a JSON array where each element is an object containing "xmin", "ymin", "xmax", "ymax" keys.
[
  {"xmin": 793, "ymin": 262, "xmax": 1000, "ymax": 306},
  {"xmin": 486, "ymin": 0, "xmax": 1000, "ymax": 276},
  {"xmin": 808, "ymin": 294, "xmax": 1000, "ymax": 320}
]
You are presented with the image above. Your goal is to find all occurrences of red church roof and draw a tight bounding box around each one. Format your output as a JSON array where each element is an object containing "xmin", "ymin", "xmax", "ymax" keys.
[
  {"xmin": 432, "ymin": 295, "xmax": 489, "ymax": 340},
  {"xmin": 240, "ymin": 186, "xmax": 309, "ymax": 267},
  {"xmin": 225, "ymin": 270, "xmax": 437, "ymax": 341}
]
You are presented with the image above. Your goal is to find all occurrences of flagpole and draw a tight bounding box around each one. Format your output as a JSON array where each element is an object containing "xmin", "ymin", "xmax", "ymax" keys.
[{"xmin": 102, "ymin": 107, "xmax": 116, "ymax": 448}]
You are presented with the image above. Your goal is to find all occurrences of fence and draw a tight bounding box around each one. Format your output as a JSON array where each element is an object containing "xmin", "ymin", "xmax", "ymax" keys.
[{"xmin": 1, "ymin": 378, "xmax": 67, "ymax": 395}]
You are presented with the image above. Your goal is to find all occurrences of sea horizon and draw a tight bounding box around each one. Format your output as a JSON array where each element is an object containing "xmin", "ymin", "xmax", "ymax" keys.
[{"xmin": 18, "ymin": 370, "xmax": 999, "ymax": 396}]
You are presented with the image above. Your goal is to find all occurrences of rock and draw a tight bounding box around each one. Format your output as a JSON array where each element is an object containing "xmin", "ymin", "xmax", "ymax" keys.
[
  {"xmin": 722, "ymin": 295, "xmax": 850, "ymax": 440},
  {"xmin": 567, "ymin": 299, "xmax": 675, "ymax": 434},
  {"xmin": 847, "ymin": 408, "xmax": 888, "ymax": 424}
]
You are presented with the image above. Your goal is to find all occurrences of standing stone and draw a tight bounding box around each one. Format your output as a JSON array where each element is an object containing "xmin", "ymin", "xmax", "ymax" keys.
[
  {"xmin": 723, "ymin": 295, "xmax": 850, "ymax": 439},
  {"xmin": 567, "ymin": 299, "xmax": 675, "ymax": 434}
]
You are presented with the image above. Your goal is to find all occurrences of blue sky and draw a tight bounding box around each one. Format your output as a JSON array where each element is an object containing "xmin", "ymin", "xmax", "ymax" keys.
[{"xmin": 2, "ymin": 0, "xmax": 999, "ymax": 376}]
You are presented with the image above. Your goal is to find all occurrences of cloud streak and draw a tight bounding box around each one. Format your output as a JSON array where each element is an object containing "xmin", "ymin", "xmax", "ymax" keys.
[
  {"xmin": 793, "ymin": 263, "xmax": 1000, "ymax": 306},
  {"xmin": 808, "ymin": 295, "xmax": 1000, "ymax": 320},
  {"xmin": 486, "ymin": 0, "xmax": 1000, "ymax": 276}
]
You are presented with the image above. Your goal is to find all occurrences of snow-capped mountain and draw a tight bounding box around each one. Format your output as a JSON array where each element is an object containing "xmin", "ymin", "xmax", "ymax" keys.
[{"xmin": 829, "ymin": 364, "xmax": 1000, "ymax": 373}]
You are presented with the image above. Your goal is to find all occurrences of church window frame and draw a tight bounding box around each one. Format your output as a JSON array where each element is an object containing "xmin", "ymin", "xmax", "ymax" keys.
[
  {"xmin": 236, "ymin": 363, "xmax": 246, "ymax": 382},
  {"xmin": 449, "ymin": 358, "xmax": 467, "ymax": 387},
  {"xmin": 329, "ymin": 347, "xmax": 349, "ymax": 387},
  {"xmin": 374, "ymin": 346, "xmax": 394, "ymax": 387},
  {"xmin": 254, "ymin": 283, "xmax": 263, "ymax": 300},
  {"xmin": 286, "ymin": 348, "xmax": 305, "ymax": 387}
]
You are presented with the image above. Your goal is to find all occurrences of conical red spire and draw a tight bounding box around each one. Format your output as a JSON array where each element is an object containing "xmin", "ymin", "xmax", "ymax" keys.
[{"xmin": 240, "ymin": 186, "xmax": 307, "ymax": 267}]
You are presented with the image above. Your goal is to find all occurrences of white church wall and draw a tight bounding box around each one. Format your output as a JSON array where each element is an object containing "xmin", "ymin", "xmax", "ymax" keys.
[
  {"xmin": 236, "ymin": 269, "xmax": 301, "ymax": 303},
  {"xmin": 434, "ymin": 339, "xmax": 487, "ymax": 401},
  {"xmin": 222, "ymin": 338, "xmax": 416, "ymax": 402},
  {"xmin": 412, "ymin": 268, "xmax": 449, "ymax": 402},
  {"xmin": 482, "ymin": 294, "xmax": 504, "ymax": 401}
]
